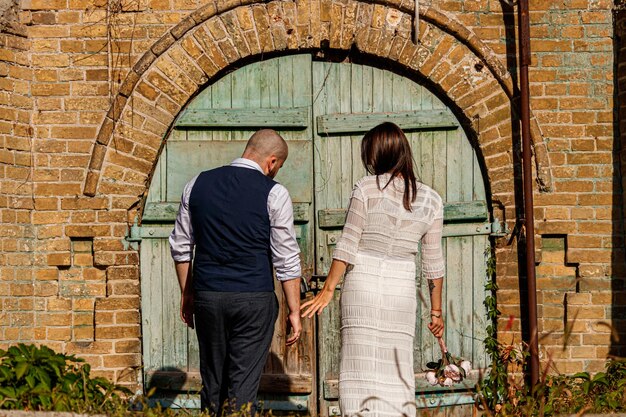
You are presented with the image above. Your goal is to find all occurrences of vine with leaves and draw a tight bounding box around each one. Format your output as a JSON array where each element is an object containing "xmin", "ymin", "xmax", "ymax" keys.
[{"xmin": 476, "ymin": 248, "xmax": 526, "ymax": 413}]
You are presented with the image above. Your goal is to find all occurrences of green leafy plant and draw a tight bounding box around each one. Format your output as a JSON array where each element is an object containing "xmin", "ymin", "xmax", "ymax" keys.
[
  {"xmin": 0, "ymin": 343, "xmax": 131, "ymax": 412},
  {"xmin": 477, "ymin": 249, "xmax": 519, "ymax": 411},
  {"xmin": 539, "ymin": 359, "xmax": 626, "ymax": 416}
]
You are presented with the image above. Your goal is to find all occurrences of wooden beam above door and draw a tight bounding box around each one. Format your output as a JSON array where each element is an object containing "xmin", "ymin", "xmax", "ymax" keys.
[
  {"xmin": 175, "ymin": 108, "xmax": 309, "ymax": 129},
  {"xmin": 316, "ymin": 110, "xmax": 458, "ymax": 135}
]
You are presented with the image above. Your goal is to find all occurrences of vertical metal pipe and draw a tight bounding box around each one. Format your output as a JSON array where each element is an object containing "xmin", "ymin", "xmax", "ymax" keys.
[{"xmin": 518, "ymin": 0, "xmax": 540, "ymax": 385}]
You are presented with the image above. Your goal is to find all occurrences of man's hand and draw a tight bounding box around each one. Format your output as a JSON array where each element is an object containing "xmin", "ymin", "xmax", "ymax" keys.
[
  {"xmin": 181, "ymin": 293, "xmax": 194, "ymax": 329},
  {"xmin": 286, "ymin": 311, "xmax": 301, "ymax": 345},
  {"xmin": 281, "ymin": 278, "xmax": 302, "ymax": 346}
]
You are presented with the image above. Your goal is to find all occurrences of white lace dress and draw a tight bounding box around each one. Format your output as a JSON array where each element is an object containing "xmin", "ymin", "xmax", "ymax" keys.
[{"xmin": 333, "ymin": 174, "xmax": 445, "ymax": 417}]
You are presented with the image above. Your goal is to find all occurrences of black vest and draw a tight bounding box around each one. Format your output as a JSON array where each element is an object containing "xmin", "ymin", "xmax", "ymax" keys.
[{"xmin": 189, "ymin": 165, "xmax": 277, "ymax": 292}]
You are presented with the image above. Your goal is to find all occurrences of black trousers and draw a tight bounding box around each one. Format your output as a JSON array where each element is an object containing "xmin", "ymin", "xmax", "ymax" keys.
[{"xmin": 194, "ymin": 291, "xmax": 278, "ymax": 416}]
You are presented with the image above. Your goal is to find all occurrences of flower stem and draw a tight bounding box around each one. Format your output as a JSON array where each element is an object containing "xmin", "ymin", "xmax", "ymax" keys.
[{"xmin": 438, "ymin": 337, "xmax": 449, "ymax": 365}]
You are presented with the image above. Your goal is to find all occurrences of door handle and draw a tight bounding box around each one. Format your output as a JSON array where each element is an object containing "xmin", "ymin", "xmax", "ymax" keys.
[
  {"xmin": 299, "ymin": 275, "xmax": 341, "ymax": 299},
  {"xmin": 299, "ymin": 275, "xmax": 325, "ymax": 298},
  {"xmin": 300, "ymin": 278, "xmax": 311, "ymax": 298},
  {"xmin": 311, "ymin": 275, "xmax": 341, "ymax": 291}
]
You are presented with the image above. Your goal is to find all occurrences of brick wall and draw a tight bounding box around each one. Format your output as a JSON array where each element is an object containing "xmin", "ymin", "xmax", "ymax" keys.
[
  {"xmin": 0, "ymin": 0, "xmax": 623, "ymax": 386},
  {"xmin": 0, "ymin": 4, "xmax": 33, "ymax": 347}
]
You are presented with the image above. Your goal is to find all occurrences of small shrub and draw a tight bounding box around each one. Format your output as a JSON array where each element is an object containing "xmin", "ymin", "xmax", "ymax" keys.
[{"xmin": 0, "ymin": 343, "xmax": 131, "ymax": 413}]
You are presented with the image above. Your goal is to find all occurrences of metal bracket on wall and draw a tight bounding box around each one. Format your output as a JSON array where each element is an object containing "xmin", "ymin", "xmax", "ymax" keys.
[{"xmin": 490, "ymin": 217, "xmax": 510, "ymax": 238}]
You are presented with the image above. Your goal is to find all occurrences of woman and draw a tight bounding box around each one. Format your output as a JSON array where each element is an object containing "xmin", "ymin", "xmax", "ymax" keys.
[{"xmin": 301, "ymin": 122, "xmax": 445, "ymax": 417}]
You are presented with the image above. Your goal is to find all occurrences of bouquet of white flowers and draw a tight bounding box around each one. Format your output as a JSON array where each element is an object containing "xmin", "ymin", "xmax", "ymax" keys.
[{"xmin": 425, "ymin": 337, "xmax": 472, "ymax": 387}]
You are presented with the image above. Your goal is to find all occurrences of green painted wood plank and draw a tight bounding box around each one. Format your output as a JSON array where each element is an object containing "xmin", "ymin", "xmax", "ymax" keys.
[
  {"xmin": 323, "ymin": 374, "xmax": 480, "ymax": 400},
  {"xmin": 186, "ymin": 78, "xmax": 214, "ymax": 142},
  {"xmin": 460, "ymin": 130, "xmax": 474, "ymax": 202},
  {"xmin": 175, "ymin": 108, "xmax": 309, "ymax": 129},
  {"xmin": 167, "ymin": 128, "xmax": 187, "ymax": 142},
  {"xmin": 247, "ymin": 61, "xmax": 262, "ymax": 108},
  {"xmin": 142, "ymin": 202, "xmax": 179, "ymax": 222},
  {"xmin": 321, "ymin": 62, "xmax": 342, "ymax": 397},
  {"xmin": 472, "ymin": 235, "xmax": 489, "ymax": 368},
  {"xmin": 372, "ymin": 66, "xmax": 384, "ymax": 113},
  {"xmin": 260, "ymin": 58, "xmax": 279, "ymax": 108},
  {"xmin": 312, "ymin": 60, "xmax": 342, "ymax": 416},
  {"xmin": 212, "ymin": 72, "xmax": 233, "ymax": 141},
  {"xmin": 325, "ymin": 63, "xmax": 342, "ymax": 215},
  {"xmin": 142, "ymin": 202, "xmax": 311, "ymax": 224},
  {"xmin": 316, "ymin": 201, "xmax": 488, "ymax": 228},
  {"xmin": 432, "ymin": 130, "xmax": 448, "ymax": 198},
  {"xmin": 382, "ymin": 66, "xmax": 393, "ymax": 112},
  {"xmin": 278, "ymin": 55, "xmax": 295, "ymax": 109},
  {"xmin": 362, "ymin": 64, "xmax": 373, "ymax": 113},
  {"xmin": 135, "ymin": 221, "xmax": 491, "ymax": 241},
  {"xmin": 350, "ymin": 64, "xmax": 365, "ymax": 186},
  {"xmin": 412, "ymin": 79, "xmax": 424, "ymax": 111},
  {"xmin": 140, "ymin": 239, "xmax": 164, "ymax": 372},
  {"xmin": 393, "ymin": 70, "xmax": 411, "ymax": 113},
  {"xmin": 444, "ymin": 122, "xmax": 463, "ymax": 359},
  {"xmin": 339, "ymin": 63, "xmax": 353, "ymax": 205},
  {"xmin": 165, "ymin": 140, "xmax": 242, "ymax": 201},
  {"xmin": 457, "ymin": 132, "xmax": 475, "ymax": 362},
  {"xmin": 420, "ymin": 131, "xmax": 434, "ymax": 192},
  {"xmin": 147, "ymin": 152, "xmax": 165, "ymax": 204},
  {"xmin": 230, "ymin": 62, "xmax": 248, "ymax": 142},
  {"xmin": 472, "ymin": 155, "xmax": 489, "ymax": 368},
  {"xmin": 161, "ymin": 239, "xmax": 188, "ymax": 370},
  {"xmin": 316, "ymin": 110, "xmax": 458, "ymax": 135}
]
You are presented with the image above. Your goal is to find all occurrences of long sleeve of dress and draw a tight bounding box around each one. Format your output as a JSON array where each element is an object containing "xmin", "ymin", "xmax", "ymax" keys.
[
  {"xmin": 333, "ymin": 185, "xmax": 366, "ymax": 265},
  {"xmin": 420, "ymin": 201, "xmax": 445, "ymax": 280}
]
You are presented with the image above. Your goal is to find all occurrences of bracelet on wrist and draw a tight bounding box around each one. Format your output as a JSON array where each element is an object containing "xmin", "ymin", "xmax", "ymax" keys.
[{"xmin": 430, "ymin": 312, "xmax": 442, "ymax": 318}]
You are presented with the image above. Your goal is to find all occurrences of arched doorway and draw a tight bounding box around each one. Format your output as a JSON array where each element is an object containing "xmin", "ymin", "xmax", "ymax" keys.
[{"xmin": 138, "ymin": 54, "xmax": 491, "ymax": 416}]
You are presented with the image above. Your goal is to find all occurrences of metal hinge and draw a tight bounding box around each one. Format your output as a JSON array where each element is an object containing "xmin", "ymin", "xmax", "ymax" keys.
[
  {"xmin": 127, "ymin": 221, "xmax": 142, "ymax": 243},
  {"xmin": 490, "ymin": 218, "xmax": 510, "ymax": 237}
]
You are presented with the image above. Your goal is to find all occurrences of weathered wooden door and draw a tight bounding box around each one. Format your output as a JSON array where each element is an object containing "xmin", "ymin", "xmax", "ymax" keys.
[
  {"xmin": 139, "ymin": 54, "xmax": 491, "ymax": 416},
  {"xmin": 311, "ymin": 61, "xmax": 490, "ymax": 417},
  {"xmin": 139, "ymin": 55, "xmax": 317, "ymax": 413}
]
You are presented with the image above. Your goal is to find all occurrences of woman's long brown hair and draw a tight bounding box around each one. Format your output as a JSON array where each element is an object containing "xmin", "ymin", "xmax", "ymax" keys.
[{"xmin": 361, "ymin": 122, "xmax": 418, "ymax": 211}]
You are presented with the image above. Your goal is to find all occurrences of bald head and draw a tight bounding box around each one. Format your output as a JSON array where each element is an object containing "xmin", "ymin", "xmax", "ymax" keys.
[
  {"xmin": 242, "ymin": 129, "xmax": 288, "ymax": 161},
  {"xmin": 242, "ymin": 129, "xmax": 288, "ymax": 178}
]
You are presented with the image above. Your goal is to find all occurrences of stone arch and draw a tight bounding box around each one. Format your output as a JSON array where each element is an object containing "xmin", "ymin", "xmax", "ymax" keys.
[{"xmin": 83, "ymin": 0, "xmax": 552, "ymax": 211}]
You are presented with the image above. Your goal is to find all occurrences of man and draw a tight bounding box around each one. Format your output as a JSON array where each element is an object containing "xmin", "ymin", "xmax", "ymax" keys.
[{"xmin": 169, "ymin": 129, "xmax": 302, "ymax": 416}]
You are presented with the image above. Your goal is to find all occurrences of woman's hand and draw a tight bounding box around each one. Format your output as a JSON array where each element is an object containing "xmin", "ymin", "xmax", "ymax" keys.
[
  {"xmin": 428, "ymin": 315, "xmax": 444, "ymax": 338},
  {"xmin": 300, "ymin": 289, "xmax": 334, "ymax": 318}
]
